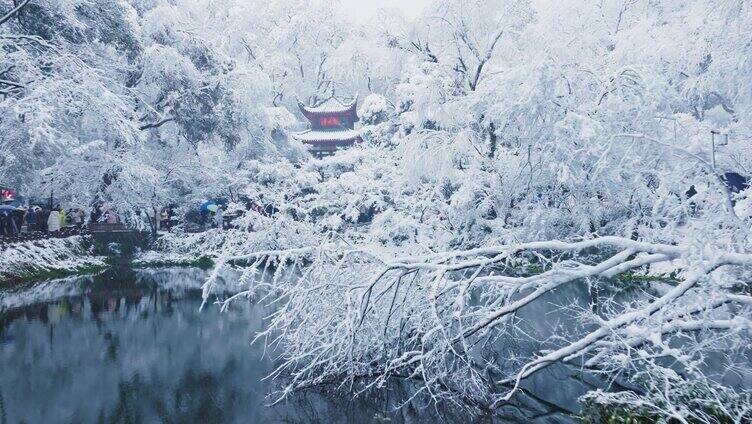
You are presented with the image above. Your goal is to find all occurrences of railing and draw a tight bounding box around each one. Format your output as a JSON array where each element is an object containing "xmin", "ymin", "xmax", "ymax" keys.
[{"xmin": 87, "ymin": 222, "xmax": 130, "ymax": 233}]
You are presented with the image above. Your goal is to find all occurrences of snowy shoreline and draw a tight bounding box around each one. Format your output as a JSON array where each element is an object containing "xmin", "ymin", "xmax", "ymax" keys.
[
  {"xmin": 0, "ymin": 233, "xmax": 216, "ymax": 286},
  {"xmin": 0, "ymin": 236, "xmax": 107, "ymax": 286}
]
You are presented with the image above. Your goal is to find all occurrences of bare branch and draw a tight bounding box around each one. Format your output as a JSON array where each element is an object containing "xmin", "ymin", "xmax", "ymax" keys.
[
  {"xmin": 0, "ymin": 0, "xmax": 30, "ymax": 27},
  {"xmin": 139, "ymin": 117, "xmax": 175, "ymax": 131}
]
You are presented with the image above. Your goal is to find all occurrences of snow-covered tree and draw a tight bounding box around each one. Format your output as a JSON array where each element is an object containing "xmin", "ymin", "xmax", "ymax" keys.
[
  {"xmin": 3, "ymin": 0, "xmax": 751, "ymax": 420},
  {"xmin": 198, "ymin": 0, "xmax": 752, "ymax": 419}
]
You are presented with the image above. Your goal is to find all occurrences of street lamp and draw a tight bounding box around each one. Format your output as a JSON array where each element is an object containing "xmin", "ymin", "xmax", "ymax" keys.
[{"xmin": 710, "ymin": 130, "xmax": 730, "ymax": 171}]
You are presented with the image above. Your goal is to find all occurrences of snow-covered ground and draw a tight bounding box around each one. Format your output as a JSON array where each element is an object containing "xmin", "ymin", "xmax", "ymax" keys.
[{"xmin": 0, "ymin": 236, "xmax": 106, "ymax": 284}]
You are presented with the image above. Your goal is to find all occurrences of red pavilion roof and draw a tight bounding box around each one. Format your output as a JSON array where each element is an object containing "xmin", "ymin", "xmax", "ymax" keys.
[{"xmin": 298, "ymin": 95, "xmax": 359, "ymax": 121}]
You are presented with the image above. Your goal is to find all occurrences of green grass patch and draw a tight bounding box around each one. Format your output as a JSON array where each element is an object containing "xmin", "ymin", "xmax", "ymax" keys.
[{"xmin": 614, "ymin": 271, "xmax": 679, "ymax": 285}]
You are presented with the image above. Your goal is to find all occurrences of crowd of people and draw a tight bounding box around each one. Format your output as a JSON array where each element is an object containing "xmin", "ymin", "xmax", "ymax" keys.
[
  {"xmin": 1, "ymin": 199, "xmax": 197, "ymax": 240},
  {"xmin": 1, "ymin": 191, "xmax": 271, "ymax": 240},
  {"xmin": 134, "ymin": 206, "xmax": 177, "ymax": 233},
  {"xmin": 199, "ymin": 206, "xmax": 226, "ymax": 231},
  {"xmin": 0, "ymin": 202, "xmax": 87, "ymax": 238}
]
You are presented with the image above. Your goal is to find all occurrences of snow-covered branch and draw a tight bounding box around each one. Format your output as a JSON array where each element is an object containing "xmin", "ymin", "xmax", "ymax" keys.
[{"xmin": 212, "ymin": 234, "xmax": 752, "ymax": 412}]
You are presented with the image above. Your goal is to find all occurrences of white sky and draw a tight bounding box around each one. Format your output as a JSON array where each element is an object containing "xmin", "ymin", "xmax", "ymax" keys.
[{"xmin": 335, "ymin": 0, "xmax": 433, "ymax": 22}]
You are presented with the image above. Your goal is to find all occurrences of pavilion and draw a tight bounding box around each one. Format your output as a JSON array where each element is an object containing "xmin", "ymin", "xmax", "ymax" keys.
[{"xmin": 293, "ymin": 95, "xmax": 362, "ymax": 157}]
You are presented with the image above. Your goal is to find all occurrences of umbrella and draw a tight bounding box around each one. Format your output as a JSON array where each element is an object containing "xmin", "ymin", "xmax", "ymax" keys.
[
  {"xmin": 199, "ymin": 201, "xmax": 217, "ymax": 213},
  {"xmin": 1, "ymin": 188, "xmax": 16, "ymax": 202},
  {"xmin": 0, "ymin": 204, "xmax": 20, "ymax": 212}
]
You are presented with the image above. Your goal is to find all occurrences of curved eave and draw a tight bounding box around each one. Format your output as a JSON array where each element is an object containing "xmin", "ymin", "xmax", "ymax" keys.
[
  {"xmin": 297, "ymin": 95, "xmax": 360, "ymax": 122},
  {"xmin": 292, "ymin": 129, "xmax": 362, "ymax": 145},
  {"xmin": 298, "ymin": 136, "xmax": 362, "ymax": 145}
]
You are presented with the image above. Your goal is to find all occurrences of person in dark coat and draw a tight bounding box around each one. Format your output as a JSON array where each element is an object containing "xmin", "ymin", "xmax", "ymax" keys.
[
  {"xmin": 165, "ymin": 206, "xmax": 176, "ymax": 232},
  {"xmin": 90, "ymin": 203, "xmax": 103, "ymax": 223},
  {"xmin": 39, "ymin": 208, "xmax": 51, "ymax": 232},
  {"xmin": 13, "ymin": 208, "xmax": 24, "ymax": 234},
  {"xmin": 0, "ymin": 210, "xmax": 7, "ymax": 236},
  {"xmin": 26, "ymin": 207, "xmax": 37, "ymax": 232},
  {"xmin": 2, "ymin": 210, "xmax": 18, "ymax": 236}
]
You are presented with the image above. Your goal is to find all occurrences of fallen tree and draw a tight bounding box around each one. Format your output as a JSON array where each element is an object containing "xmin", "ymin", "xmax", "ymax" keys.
[{"xmin": 203, "ymin": 235, "xmax": 752, "ymax": 420}]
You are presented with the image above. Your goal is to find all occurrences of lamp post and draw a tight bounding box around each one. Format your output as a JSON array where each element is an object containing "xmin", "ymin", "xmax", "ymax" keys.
[
  {"xmin": 41, "ymin": 171, "xmax": 53, "ymax": 209},
  {"xmin": 710, "ymin": 130, "xmax": 718, "ymax": 170}
]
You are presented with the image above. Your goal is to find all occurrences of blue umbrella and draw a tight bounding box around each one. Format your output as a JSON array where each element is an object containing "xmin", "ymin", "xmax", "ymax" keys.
[
  {"xmin": 6, "ymin": 198, "xmax": 24, "ymax": 208},
  {"xmin": 0, "ymin": 204, "xmax": 23, "ymax": 216},
  {"xmin": 199, "ymin": 201, "xmax": 217, "ymax": 213}
]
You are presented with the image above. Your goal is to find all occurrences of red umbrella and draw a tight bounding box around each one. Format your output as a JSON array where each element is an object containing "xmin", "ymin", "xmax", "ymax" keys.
[{"xmin": 1, "ymin": 187, "xmax": 17, "ymax": 202}]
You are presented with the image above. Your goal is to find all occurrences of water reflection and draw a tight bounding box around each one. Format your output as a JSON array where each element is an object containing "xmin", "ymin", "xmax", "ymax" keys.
[
  {"xmin": 0, "ymin": 268, "xmax": 583, "ymax": 423},
  {"xmin": 0, "ymin": 268, "xmax": 273, "ymax": 423},
  {"xmin": 0, "ymin": 269, "xmax": 493, "ymax": 423}
]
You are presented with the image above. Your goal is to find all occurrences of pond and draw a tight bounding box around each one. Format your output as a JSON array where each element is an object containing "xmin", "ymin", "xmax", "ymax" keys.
[{"xmin": 0, "ymin": 268, "xmax": 585, "ymax": 423}]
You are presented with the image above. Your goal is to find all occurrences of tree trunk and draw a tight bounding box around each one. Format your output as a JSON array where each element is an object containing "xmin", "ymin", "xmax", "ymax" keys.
[{"xmin": 488, "ymin": 122, "xmax": 497, "ymax": 159}]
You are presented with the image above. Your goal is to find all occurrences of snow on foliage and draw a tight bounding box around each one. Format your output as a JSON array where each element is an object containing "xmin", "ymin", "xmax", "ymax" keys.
[
  {"xmin": 358, "ymin": 93, "xmax": 389, "ymax": 125},
  {"xmin": 3, "ymin": 0, "xmax": 752, "ymax": 419},
  {"xmin": 0, "ymin": 237, "xmax": 105, "ymax": 283}
]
